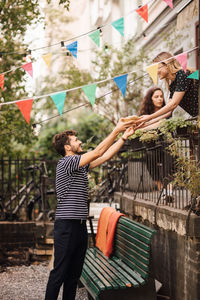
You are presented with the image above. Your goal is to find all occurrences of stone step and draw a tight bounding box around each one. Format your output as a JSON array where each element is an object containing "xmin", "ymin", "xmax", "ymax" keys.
[
  {"xmin": 45, "ymin": 238, "xmax": 54, "ymax": 244},
  {"xmin": 29, "ymin": 248, "xmax": 53, "ymax": 256}
]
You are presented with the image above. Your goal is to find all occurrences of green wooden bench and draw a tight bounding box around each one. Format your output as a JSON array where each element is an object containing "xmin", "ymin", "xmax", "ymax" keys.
[{"xmin": 80, "ymin": 216, "xmax": 157, "ymax": 300}]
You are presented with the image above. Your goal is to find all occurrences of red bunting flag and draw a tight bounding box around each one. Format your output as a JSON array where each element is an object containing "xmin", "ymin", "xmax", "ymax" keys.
[
  {"xmin": 16, "ymin": 99, "xmax": 33, "ymax": 124},
  {"xmin": 175, "ymin": 53, "xmax": 187, "ymax": 73},
  {"xmin": 21, "ymin": 62, "xmax": 33, "ymax": 77},
  {"xmin": 0, "ymin": 74, "xmax": 4, "ymax": 91},
  {"xmin": 136, "ymin": 4, "xmax": 148, "ymax": 23}
]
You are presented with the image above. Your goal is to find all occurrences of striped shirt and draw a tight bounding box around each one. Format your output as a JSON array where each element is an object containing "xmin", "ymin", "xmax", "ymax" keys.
[{"xmin": 55, "ymin": 155, "xmax": 89, "ymax": 220}]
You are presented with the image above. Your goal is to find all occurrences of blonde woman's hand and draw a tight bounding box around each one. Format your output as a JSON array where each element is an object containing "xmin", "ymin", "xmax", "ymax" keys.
[{"xmin": 136, "ymin": 115, "xmax": 151, "ymax": 125}]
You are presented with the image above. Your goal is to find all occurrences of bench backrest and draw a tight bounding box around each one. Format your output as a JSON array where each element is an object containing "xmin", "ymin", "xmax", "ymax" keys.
[{"xmin": 113, "ymin": 216, "xmax": 156, "ymax": 279}]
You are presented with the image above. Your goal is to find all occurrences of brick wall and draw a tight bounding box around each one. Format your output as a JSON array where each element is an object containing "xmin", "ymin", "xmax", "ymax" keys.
[{"xmin": 0, "ymin": 222, "xmax": 36, "ymax": 249}]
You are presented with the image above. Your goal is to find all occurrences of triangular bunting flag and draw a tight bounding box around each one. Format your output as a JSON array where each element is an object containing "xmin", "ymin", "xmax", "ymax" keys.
[
  {"xmin": 146, "ymin": 63, "xmax": 158, "ymax": 85},
  {"xmin": 50, "ymin": 92, "xmax": 66, "ymax": 115},
  {"xmin": 0, "ymin": 74, "xmax": 4, "ymax": 91},
  {"xmin": 187, "ymin": 70, "xmax": 199, "ymax": 80},
  {"xmin": 112, "ymin": 17, "xmax": 124, "ymax": 37},
  {"xmin": 42, "ymin": 53, "xmax": 52, "ymax": 68},
  {"xmin": 136, "ymin": 4, "xmax": 148, "ymax": 23},
  {"xmin": 89, "ymin": 30, "xmax": 100, "ymax": 47},
  {"xmin": 66, "ymin": 41, "xmax": 78, "ymax": 58},
  {"xmin": 82, "ymin": 84, "xmax": 97, "ymax": 106},
  {"xmin": 163, "ymin": 0, "xmax": 173, "ymax": 9},
  {"xmin": 175, "ymin": 53, "xmax": 187, "ymax": 72},
  {"xmin": 16, "ymin": 99, "xmax": 33, "ymax": 124},
  {"xmin": 113, "ymin": 74, "xmax": 128, "ymax": 97},
  {"xmin": 21, "ymin": 62, "xmax": 33, "ymax": 77}
]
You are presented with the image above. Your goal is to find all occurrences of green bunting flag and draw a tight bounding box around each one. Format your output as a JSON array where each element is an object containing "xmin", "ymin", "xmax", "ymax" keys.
[
  {"xmin": 187, "ymin": 70, "xmax": 199, "ymax": 80},
  {"xmin": 82, "ymin": 84, "xmax": 97, "ymax": 106},
  {"xmin": 50, "ymin": 92, "xmax": 66, "ymax": 115},
  {"xmin": 89, "ymin": 30, "xmax": 100, "ymax": 47},
  {"xmin": 112, "ymin": 17, "xmax": 124, "ymax": 37}
]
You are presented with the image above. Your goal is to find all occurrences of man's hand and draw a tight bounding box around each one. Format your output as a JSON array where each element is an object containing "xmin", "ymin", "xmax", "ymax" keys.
[
  {"xmin": 122, "ymin": 127, "xmax": 135, "ymax": 139},
  {"xmin": 114, "ymin": 118, "xmax": 136, "ymax": 134}
]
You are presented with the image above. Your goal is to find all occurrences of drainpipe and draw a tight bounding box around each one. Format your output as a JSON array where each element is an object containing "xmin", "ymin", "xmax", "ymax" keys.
[{"xmin": 199, "ymin": 6, "xmax": 200, "ymax": 160}]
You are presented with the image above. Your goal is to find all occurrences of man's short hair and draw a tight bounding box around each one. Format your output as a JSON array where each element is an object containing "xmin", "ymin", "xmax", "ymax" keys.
[{"xmin": 52, "ymin": 130, "xmax": 77, "ymax": 156}]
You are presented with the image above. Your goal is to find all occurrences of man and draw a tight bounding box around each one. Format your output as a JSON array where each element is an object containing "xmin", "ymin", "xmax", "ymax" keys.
[{"xmin": 45, "ymin": 118, "xmax": 134, "ymax": 300}]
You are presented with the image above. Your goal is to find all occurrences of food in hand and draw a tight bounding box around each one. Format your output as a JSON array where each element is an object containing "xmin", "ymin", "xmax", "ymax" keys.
[{"xmin": 121, "ymin": 115, "xmax": 141, "ymax": 124}]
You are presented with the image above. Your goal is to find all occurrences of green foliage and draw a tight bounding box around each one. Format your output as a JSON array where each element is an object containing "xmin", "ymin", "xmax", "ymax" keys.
[
  {"xmin": 0, "ymin": 1, "xmax": 42, "ymax": 157},
  {"xmin": 129, "ymin": 117, "xmax": 200, "ymax": 197},
  {"xmin": 46, "ymin": 0, "xmax": 70, "ymax": 9},
  {"xmin": 129, "ymin": 118, "xmax": 196, "ymax": 144},
  {"xmin": 168, "ymin": 138, "xmax": 200, "ymax": 198}
]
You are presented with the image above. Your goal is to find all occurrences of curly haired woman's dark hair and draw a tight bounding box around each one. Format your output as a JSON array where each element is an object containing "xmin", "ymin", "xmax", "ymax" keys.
[
  {"xmin": 139, "ymin": 87, "xmax": 165, "ymax": 116},
  {"xmin": 52, "ymin": 130, "xmax": 77, "ymax": 157}
]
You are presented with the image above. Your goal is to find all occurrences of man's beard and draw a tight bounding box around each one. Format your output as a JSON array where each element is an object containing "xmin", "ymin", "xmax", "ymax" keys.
[{"xmin": 71, "ymin": 145, "xmax": 83, "ymax": 154}]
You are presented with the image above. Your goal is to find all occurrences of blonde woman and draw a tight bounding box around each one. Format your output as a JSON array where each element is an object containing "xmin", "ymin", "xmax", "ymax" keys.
[{"xmin": 137, "ymin": 52, "xmax": 199, "ymax": 126}]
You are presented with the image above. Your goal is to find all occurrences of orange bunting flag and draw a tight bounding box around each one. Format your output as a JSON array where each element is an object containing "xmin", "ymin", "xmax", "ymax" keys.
[
  {"xmin": 21, "ymin": 62, "xmax": 33, "ymax": 77},
  {"xmin": 42, "ymin": 53, "xmax": 52, "ymax": 68},
  {"xmin": 175, "ymin": 53, "xmax": 187, "ymax": 73},
  {"xmin": 16, "ymin": 99, "xmax": 33, "ymax": 124},
  {"xmin": 0, "ymin": 74, "xmax": 4, "ymax": 91},
  {"xmin": 136, "ymin": 4, "xmax": 148, "ymax": 23},
  {"xmin": 146, "ymin": 63, "xmax": 158, "ymax": 85}
]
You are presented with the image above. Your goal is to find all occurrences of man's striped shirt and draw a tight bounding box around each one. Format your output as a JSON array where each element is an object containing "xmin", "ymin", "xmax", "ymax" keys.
[{"xmin": 55, "ymin": 155, "xmax": 89, "ymax": 220}]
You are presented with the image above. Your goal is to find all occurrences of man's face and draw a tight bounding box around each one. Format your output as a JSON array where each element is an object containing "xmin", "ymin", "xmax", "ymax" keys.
[{"xmin": 68, "ymin": 135, "xmax": 83, "ymax": 154}]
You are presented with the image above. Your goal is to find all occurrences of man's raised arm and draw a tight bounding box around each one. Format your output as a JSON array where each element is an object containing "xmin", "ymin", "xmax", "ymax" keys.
[{"xmin": 79, "ymin": 119, "xmax": 134, "ymax": 167}]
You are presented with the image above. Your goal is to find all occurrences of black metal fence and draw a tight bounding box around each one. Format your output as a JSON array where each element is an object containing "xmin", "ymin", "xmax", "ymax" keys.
[
  {"xmin": 0, "ymin": 158, "xmax": 57, "ymax": 221},
  {"xmin": 108, "ymin": 130, "xmax": 200, "ymax": 211}
]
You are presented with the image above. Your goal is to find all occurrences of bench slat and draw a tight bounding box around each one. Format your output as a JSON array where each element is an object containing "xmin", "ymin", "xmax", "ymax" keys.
[
  {"xmin": 115, "ymin": 249, "xmax": 148, "ymax": 279},
  {"xmin": 115, "ymin": 243, "xmax": 149, "ymax": 272},
  {"xmin": 115, "ymin": 239, "xmax": 149, "ymax": 266},
  {"xmin": 87, "ymin": 249, "xmax": 127, "ymax": 289},
  {"xmin": 81, "ymin": 269, "xmax": 100, "ymax": 299},
  {"xmin": 85, "ymin": 254, "xmax": 119, "ymax": 289},
  {"xmin": 83, "ymin": 263, "xmax": 106, "ymax": 290},
  {"xmin": 119, "ymin": 217, "xmax": 156, "ymax": 237},
  {"xmin": 115, "ymin": 234, "xmax": 149, "ymax": 259},
  {"xmin": 117, "ymin": 223, "xmax": 151, "ymax": 245},
  {"xmin": 88, "ymin": 248, "xmax": 131, "ymax": 287},
  {"xmin": 111, "ymin": 256, "xmax": 145, "ymax": 285},
  {"xmin": 115, "ymin": 229, "xmax": 150, "ymax": 251}
]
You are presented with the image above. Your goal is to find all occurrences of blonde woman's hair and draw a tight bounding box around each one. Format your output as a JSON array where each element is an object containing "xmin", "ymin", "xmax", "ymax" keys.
[{"xmin": 153, "ymin": 52, "xmax": 182, "ymax": 89}]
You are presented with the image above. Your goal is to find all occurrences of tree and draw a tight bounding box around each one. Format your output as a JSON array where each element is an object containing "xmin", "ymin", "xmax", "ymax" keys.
[
  {"xmin": 0, "ymin": 1, "xmax": 41, "ymax": 156},
  {"xmin": 0, "ymin": 0, "xmax": 71, "ymax": 157}
]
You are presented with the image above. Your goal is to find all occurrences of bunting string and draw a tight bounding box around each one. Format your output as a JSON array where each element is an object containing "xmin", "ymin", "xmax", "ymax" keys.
[
  {"xmin": 0, "ymin": 46, "xmax": 198, "ymax": 107},
  {"xmin": 0, "ymin": 16, "xmax": 180, "ymax": 76},
  {"xmin": 0, "ymin": 0, "xmax": 155, "ymax": 56}
]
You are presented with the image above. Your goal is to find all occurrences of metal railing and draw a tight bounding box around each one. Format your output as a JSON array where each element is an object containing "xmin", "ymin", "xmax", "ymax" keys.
[
  {"xmin": 0, "ymin": 158, "xmax": 57, "ymax": 221},
  {"xmin": 107, "ymin": 129, "xmax": 200, "ymax": 211}
]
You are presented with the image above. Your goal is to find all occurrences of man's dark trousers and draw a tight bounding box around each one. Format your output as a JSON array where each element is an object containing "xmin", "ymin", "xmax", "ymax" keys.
[{"xmin": 45, "ymin": 219, "xmax": 88, "ymax": 300}]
